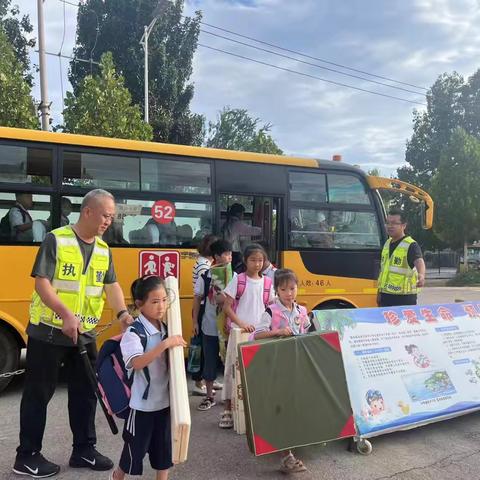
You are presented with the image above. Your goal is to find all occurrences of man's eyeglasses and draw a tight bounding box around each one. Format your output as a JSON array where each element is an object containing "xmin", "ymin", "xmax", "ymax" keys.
[{"xmin": 385, "ymin": 222, "xmax": 404, "ymax": 226}]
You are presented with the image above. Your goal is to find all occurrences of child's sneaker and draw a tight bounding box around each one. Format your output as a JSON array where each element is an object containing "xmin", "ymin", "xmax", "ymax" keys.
[
  {"xmin": 191, "ymin": 383, "xmax": 207, "ymax": 396},
  {"xmin": 280, "ymin": 452, "xmax": 307, "ymax": 474},
  {"xmin": 219, "ymin": 410, "xmax": 233, "ymax": 428},
  {"xmin": 197, "ymin": 397, "xmax": 216, "ymax": 411}
]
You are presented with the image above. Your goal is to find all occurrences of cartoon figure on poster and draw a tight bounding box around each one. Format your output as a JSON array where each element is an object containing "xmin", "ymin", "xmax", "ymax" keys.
[
  {"xmin": 405, "ymin": 344, "xmax": 430, "ymax": 369},
  {"xmin": 466, "ymin": 359, "xmax": 480, "ymax": 384},
  {"xmin": 144, "ymin": 255, "xmax": 158, "ymax": 276},
  {"xmin": 362, "ymin": 390, "xmax": 386, "ymax": 419},
  {"xmin": 360, "ymin": 389, "xmax": 400, "ymax": 426}
]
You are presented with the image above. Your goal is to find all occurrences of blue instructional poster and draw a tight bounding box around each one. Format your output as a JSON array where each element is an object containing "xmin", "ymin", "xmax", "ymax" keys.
[{"xmin": 312, "ymin": 302, "xmax": 480, "ymax": 436}]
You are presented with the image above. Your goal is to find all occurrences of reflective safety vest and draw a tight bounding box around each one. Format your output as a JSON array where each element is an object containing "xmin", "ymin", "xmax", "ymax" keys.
[
  {"xmin": 29, "ymin": 226, "xmax": 110, "ymax": 331},
  {"xmin": 378, "ymin": 236, "xmax": 418, "ymax": 295}
]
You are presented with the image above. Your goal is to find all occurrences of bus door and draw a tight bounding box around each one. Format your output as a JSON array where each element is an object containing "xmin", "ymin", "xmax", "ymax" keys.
[{"xmin": 218, "ymin": 194, "xmax": 281, "ymax": 268}]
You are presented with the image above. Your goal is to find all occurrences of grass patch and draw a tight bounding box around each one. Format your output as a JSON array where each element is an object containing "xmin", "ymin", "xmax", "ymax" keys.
[{"xmin": 446, "ymin": 270, "xmax": 480, "ymax": 286}]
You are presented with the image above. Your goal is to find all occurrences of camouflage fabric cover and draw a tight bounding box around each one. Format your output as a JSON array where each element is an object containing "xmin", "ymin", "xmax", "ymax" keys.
[
  {"xmin": 238, "ymin": 332, "xmax": 355, "ymax": 456},
  {"xmin": 209, "ymin": 263, "xmax": 233, "ymax": 361}
]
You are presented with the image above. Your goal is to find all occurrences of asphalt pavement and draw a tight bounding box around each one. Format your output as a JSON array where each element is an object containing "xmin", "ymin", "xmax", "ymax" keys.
[{"xmin": 1, "ymin": 287, "xmax": 480, "ymax": 480}]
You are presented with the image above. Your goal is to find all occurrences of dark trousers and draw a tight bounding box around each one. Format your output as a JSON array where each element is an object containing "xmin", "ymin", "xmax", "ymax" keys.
[
  {"xmin": 191, "ymin": 332, "xmax": 204, "ymax": 382},
  {"xmin": 17, "ymin": 337, "xmax": 97, "ymax": 455},
  {"xmin": 378, "ymin": 293, "xmax": 417, "ymax": 307}
]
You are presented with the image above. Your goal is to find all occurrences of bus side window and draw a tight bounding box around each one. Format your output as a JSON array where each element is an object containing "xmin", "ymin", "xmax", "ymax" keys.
[{"xmin": 0, "ymin": 193, "xmax": 52, "ymax": 243}]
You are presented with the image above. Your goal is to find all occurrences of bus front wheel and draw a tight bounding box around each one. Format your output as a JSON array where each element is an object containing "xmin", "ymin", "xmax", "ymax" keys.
[
  {"xmin": 0, "ymin": 326, "xmax": 20, "ymax": 393},
  {"xmin": 313, "ymin": 300, "xmax": 354, "ymax": 311}
]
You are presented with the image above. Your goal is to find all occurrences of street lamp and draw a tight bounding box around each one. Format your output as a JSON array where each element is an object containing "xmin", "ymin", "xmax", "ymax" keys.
[{"xmin": 140, "ymin": 1, "xmax": 170, "ymax": 124}]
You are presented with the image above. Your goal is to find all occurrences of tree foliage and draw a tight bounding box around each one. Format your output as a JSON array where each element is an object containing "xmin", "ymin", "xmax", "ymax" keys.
[
  {"xmin": 0, "ymin": 0, "xmax": 35, "ymax": 86},
  {"xmin": 0, "ymin": 27, "xmax": 38, "ymax": 129},
  {"xmin": 63, "ymin": 52, "xmax": 152, "ymax": 141},
  {"xmin": 69, "ymin": 0, "xmax": 203, "ymax": 145},
  {"xmin": 397, "ymin": 70, "xmax": 480, "ymax": 250},
  {"xmin": 206, "ymin": 107, "xmax": 283, "ymax": 154},
  {"xmin": 431, "ymin": 128, "xmax": 480, "ymax": 250}
]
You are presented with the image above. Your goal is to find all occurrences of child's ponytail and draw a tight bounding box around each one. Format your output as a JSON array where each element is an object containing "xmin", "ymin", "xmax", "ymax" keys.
[{"xmin": 131, "ymin": 275, "xmax": 167, "ymax": 303}]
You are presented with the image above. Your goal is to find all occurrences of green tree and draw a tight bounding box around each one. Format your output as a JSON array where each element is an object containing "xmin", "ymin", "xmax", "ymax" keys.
[
  {"xmin": 431, "ymin": 128, "xmax": 480, "ymax": 263},
  {"xmin": 0, "ymin": 0, "xmax": 35, "ymax": 86},
  {"xmin": 397, "ymin": 71, "xmax": 473, "ymax": 250},
  {"xmin": 206, "ymin": 107, "xmax": 283, "ymax": 154},
  {"xmin": 367, "ymin": 168, "xmax": 380, "ymax": 177},
  {"xmin": 69, "ymin": 0, "xmax": 203, "ymax": 145},
  {"xmin": 0, "ymin": 28, "xmax": 38, "ymax": 128},
  {"xmin": 63, "ymin": 52, "xmax": 152, "ymax": 141}
]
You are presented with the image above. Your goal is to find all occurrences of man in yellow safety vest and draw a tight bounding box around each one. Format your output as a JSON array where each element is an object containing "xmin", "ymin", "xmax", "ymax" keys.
[
  {"xmin": 13, "ymin": 189, "xmax": 133, "ymax": 478},
  {"xmin": 377, "ymin": 209, "xmax": 426, "ymax": 307}
]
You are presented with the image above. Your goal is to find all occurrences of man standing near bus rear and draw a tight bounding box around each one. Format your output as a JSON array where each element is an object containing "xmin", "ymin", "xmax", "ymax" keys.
[
  {"xmin": 377, "ymin": 209, "xmax": 426, "ymax": 307},
  {"xmin": 13, "ymin": 189, "xmax": 133, "ymax": 478}
]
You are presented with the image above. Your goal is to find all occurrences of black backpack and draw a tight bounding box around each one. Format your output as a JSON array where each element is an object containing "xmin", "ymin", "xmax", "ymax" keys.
[{"xmin": 0, "ymin": 207, "xmax": 26, "ymax": 240}]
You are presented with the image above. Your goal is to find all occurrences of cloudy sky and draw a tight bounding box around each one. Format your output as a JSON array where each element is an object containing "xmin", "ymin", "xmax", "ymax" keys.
[{"xmin": 18, "ymin": 0, "xmax": 480, "ymax": 175}]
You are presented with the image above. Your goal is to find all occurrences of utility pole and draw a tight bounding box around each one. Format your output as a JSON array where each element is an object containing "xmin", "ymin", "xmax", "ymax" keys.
[
  {"xmin": 143, "ymin": 25, "xmax": 150, "ymax": 124},
  {"xmin": 37, "ymin": 0, "xmax": 50, "ymax": 130},
  {"xmin": 140, "ymin": 0, "xmax": 170, "ymax": 124}
]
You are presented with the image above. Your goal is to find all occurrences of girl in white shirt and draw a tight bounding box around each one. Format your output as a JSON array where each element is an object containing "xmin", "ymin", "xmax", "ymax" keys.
[
  {"xmin": 220, "ymin": 244, "xmax": 274, "ymax": 428},
  {"xmin": 110, "ymin": 276, "xmax": 186, "ymax": 480}
]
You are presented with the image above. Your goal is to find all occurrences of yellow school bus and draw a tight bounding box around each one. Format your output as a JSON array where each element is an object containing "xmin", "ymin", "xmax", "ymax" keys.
[{"xmin": 0, "ymin": 127, "xmax": 433, "ymax": 391}]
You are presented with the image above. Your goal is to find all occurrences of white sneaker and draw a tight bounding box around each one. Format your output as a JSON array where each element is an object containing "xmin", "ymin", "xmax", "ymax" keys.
[
  {"xmin": 191, "ymin": 384, "xmax": 207, "ymax": 396},
  {"xmin": 191, "ymin": 384, "xmax": 217, "ymax": 396},
  {"xmin": 213, "ymin": 381, "xmax": 223, "ymax": 390}
]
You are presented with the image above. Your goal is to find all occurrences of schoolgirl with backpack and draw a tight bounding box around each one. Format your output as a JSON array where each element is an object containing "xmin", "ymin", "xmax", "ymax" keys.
[
  {"xmin": 105, "ymin": 276, "xmax": 186, "ymax": 480},
  {"xmin": 253, "ymin": 268, "xmax": 310, "ymax": 474},
  {"xmin": 221, "ymin": 243, "xmax": 274, "ymax": 429}
]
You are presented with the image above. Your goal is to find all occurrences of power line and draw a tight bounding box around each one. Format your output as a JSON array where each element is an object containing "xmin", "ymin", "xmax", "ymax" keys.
[
  {"xmin": 58, "ymin": 0, "xmax": 79, "ymax": 6},
  {"xmin": 198, "ymin": 43, "xmax": 427, "ymax": 107},
  {"xmin": 200, "ymin": 21, "xmax": 428, "ymax": 92},
  {"xmin": 55, "ymin": 0, "xmax": 426, "ymax": 104},
  {"xmin": 38, "ymin": 50, "xmax": 100, "ymax": 66},
  {"xmin": 60, "ymin": 1, "xmax": 427, "ymax": 93},
  {"xmin": 200, "ymin": 29, "xmax": 424, "ymax": 97}
]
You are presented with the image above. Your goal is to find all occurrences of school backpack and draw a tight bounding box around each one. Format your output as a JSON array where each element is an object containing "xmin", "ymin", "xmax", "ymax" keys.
[
  {"xmin": 96, "ymin": 320, "xmax": 151, "ymax": 420},
  {"xmin": 234, "ymin": 272, "xmax": 272, "ymax": 308},
  {"xmin": 227, "ymin": 272, "xmax": 272, "ymax": 332},
  {"xmin": 269, "ymin": 303, "xmax": 309, "ymax": 334},
  {"xmin": 0, "ymin": 206, "xmax": 27, "ymax": 240}
]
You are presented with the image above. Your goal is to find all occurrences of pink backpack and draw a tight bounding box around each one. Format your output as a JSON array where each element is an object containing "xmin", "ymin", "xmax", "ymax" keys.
[
  {"xmin": 248, "ymin": 302, "xmax": 309, "ymax": 340},
  {"xmin": 269, "ymin": 302, "xmax": 309, "ymax": 334},
  {"xmin": 227, "ymin": 273, "xmax": 272, "ymax": 332}
]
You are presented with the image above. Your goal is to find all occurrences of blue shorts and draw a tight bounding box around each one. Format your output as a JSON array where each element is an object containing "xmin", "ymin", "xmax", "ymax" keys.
[
  {"xmin": 120, "ymin": 407, "xmax": 172, "ymax": 475},
  {"xmin": 202, "ymin": 334, "xmax": 219, "ymax": 382}
]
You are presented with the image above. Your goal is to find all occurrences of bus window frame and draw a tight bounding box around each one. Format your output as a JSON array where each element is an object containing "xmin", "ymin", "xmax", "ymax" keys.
[
  {"xmin": 58, "ymin": 145, "xmax": 214, "ymax": 198},
  {"xmin": 216, "ymin": 191, "xmax": 286, "ymax": 260},
  {"xmin": 287, "ymin": 168, "xmax": 386, "ymax": 252},
  {"xmin": 57, "ymin": 145, "xmax": 216, "ymax": 248},
  {"xmin": 0, "ymin": 139, "xmax": 58, "ymax": 193}
]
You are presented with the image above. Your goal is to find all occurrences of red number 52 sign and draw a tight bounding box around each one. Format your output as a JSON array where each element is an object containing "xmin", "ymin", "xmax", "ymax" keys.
[{"xmin": 151, "ymin": 200, "xmax": 176, "ymax": 224}]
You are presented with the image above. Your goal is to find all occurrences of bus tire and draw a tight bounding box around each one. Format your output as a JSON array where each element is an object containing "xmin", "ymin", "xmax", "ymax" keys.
[
  {"xmin": 0, "ymin": 326, "xmax": 20, "ymax": 393},
  {"xmin": 309, "ymin": 300, "xmax": 355, "ymax": 332},
  {"xmin": 313, "ymin": 300, "xmax": 354, "ymax": 310}
]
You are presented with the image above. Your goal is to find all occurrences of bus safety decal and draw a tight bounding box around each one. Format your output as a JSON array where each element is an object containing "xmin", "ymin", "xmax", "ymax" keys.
[
  {"xmin": 151, "ymin": 200, "xmax": 176, "ymax": 224},
  {"xmin": 139, "ymin": 251, "xmax": 179, "ymax": 280}
]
